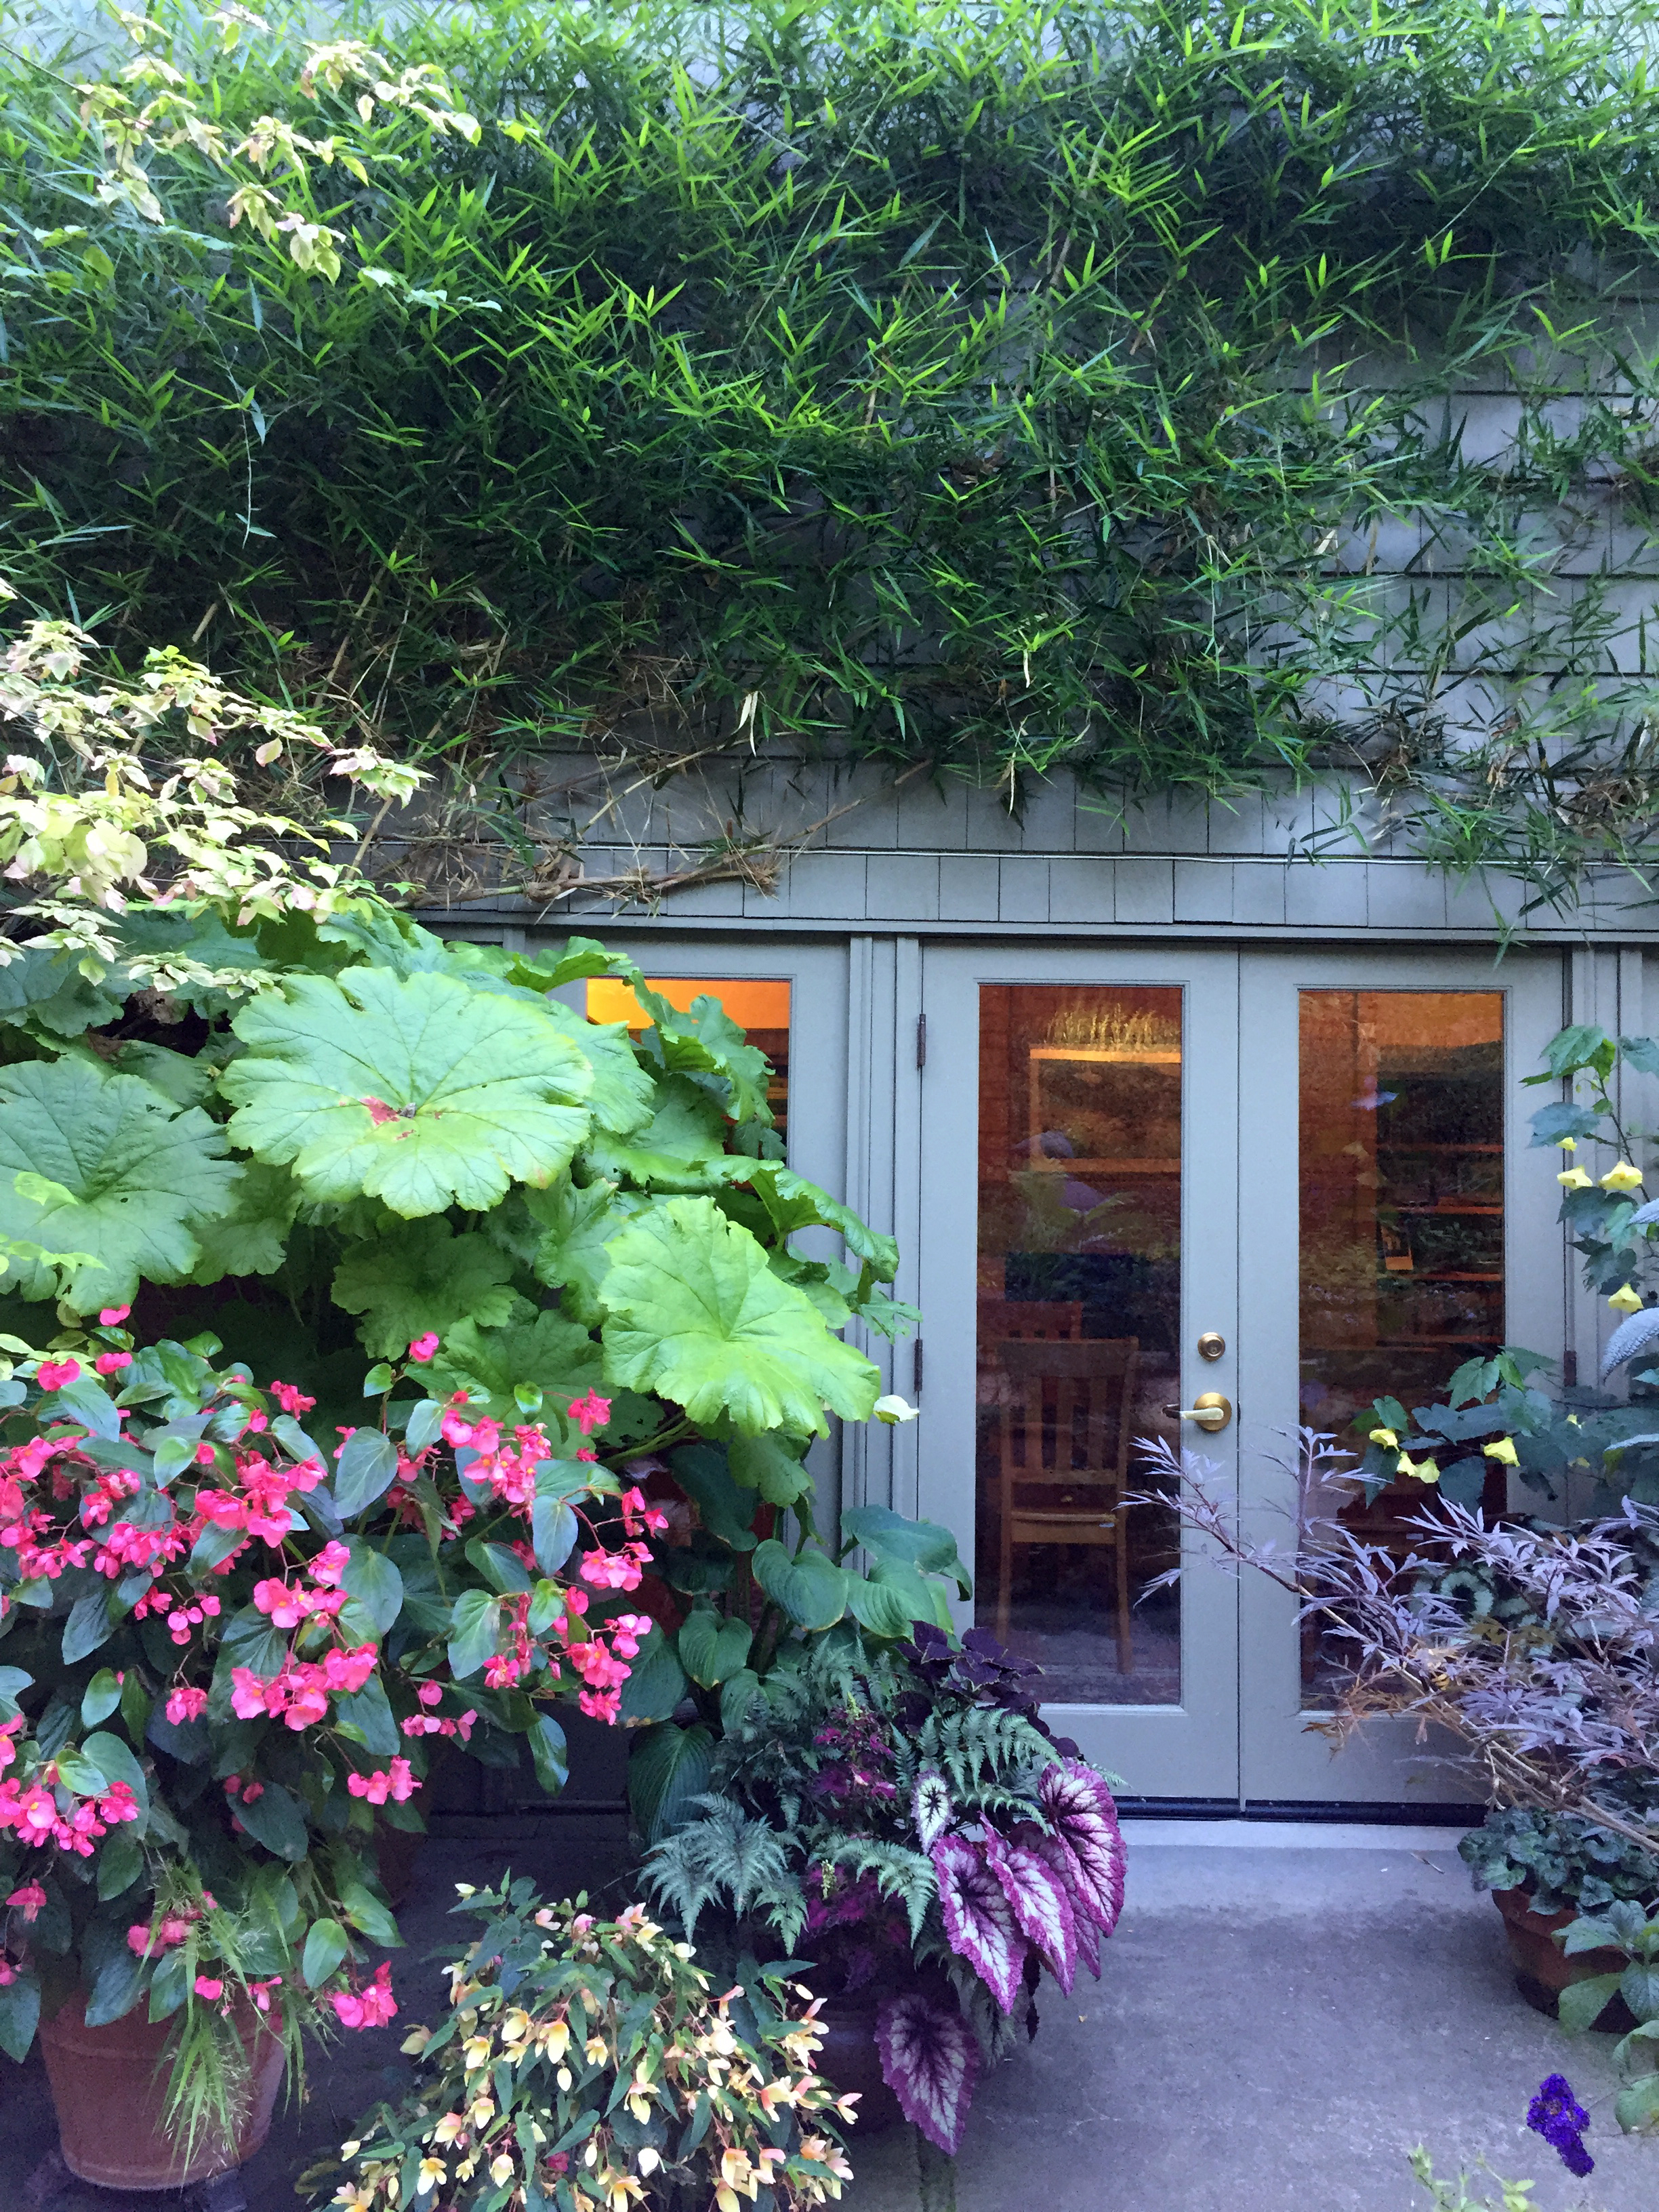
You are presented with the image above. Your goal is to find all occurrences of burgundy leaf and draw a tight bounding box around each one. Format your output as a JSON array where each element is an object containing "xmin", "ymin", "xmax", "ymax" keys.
[
  {"xmin": 931, "ymin": 1832, "xmax": 1025, "ymax": 2012},
  {"xmin": 874, "ymin": 1988, "xmax": 981, "ymax": 2156},
  {"xmin": 1020, "ymin": 1825, "xmax": 1100, "ymax": 1980},
  {"xmin": 983, "ymin": 1824, "xmax": 1078, "ymax": 1995},
  {"xmin": 1037, "ymin": 1759, "xmax": 1125, "ymax": 1936}
]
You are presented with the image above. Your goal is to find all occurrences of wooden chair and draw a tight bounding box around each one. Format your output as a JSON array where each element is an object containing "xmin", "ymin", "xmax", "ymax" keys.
[
  {"xmin": 987, "ymin": 1336, "xmax": 1139, "ymax": 1674},
  {"xmin": 977, "ymin": 1298, "xmax": 1084, "ymax": 1343}
]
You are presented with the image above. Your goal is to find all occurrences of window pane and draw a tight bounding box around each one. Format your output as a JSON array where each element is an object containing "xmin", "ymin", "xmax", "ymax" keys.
[
  {"xmin": 977, "ymin": 986, "xmax": 1183, "ymax": 1705},
  {"xmin": 1298, "ymin": 989, "xmax": 1505, "ymax": 1694},
  {"xmin": 586, "ymin": 977, "xmax": 790, "ymax": 1140}
]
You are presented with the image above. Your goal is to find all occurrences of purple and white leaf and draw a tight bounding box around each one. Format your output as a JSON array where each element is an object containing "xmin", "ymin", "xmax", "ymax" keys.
[
  {"xmin": 1037, "ymin": 1759, "xmax": 1126, "ymax": 1936},
  {"xmin": 983, "ymin": 1824, "xmax": 1077, "ymax": 1994},
  {"xmin": 874, "ymin": 1988, "xmax": 981, "ymax": 2156},
  {"xmin": 931, "ymin": 1832, "xmax": 1026, "ymax": 2012},
  {"xmin": 1020, "ymin": 1825, "xmax": 1100, "ymax": 1980},
  {"xmin": 912, "ymin": 1766, "xmax": 953, "ymax": 1849}
]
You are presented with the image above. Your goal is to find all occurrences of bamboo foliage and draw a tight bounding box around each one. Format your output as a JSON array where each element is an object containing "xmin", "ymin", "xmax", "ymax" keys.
[{"xmin": 7, "ymin": 0, "xmax": 1659, "ymax": 901}]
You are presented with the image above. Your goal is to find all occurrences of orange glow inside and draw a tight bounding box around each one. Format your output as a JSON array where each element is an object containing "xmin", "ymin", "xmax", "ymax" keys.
[{"xmin": 586, "ymin": 977, "xmax": 792, "ymax": 1032}]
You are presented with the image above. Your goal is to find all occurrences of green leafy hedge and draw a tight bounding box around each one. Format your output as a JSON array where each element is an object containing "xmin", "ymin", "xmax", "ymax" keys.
[{"xmin": 9, "ymin": 0, "xmax": 1659, "ymax": 888}]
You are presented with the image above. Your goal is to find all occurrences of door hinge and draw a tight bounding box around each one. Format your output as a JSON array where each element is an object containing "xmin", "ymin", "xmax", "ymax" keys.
[
  {"xmin": 916, "ymin": 1012, "xmax": 927, "ymax": 1071},
  {"xmin": 912, "ymin": 1336, "xmax": 924, "ymax": 1398}
]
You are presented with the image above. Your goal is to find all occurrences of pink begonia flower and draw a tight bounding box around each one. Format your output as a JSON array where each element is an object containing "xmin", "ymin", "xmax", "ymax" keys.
[
  {"xmin": 331, "ymin": 1961, "xmax": 397, "ymax": 2030},
  {"xmin": 269, "ymin": 1380, "xmax": 316, "ymax": 1416},
  {"xmin": 417, "ymin": 1681, "xmax": 443, "ymax": 1707},
  {"xmin": 440, "ymin": 1407, "xmax": 474, "ymax": 1449},
  {"xmin": 36, "ymin": 1359, "xmax": 81, "ymax": 1393},
  {"xmin": 311, "ymin": 1540, "xmax": 351, "ymax": 1589},
  {"xmin": 165, "ymin": 1686, "xmax": 209, "ymax": 1726},
  {"xmin": 567, "ymin": 1390, "xmax": 611, "ymax": 1436},
  {"xmin": 346, "ymin": 1757, "xmax": 418, "ymax": 1805},
  {"xmin": 248, "ymin": 1975, "xmax": 283, "ymax": 2013},
  {"xmin": 407, "ymin": 1332, "xmax": 439, "ymax": 1362},
  {"xmin": 94, "ymin": 1351, "xmax": 133, "ymax": 1376},
  {"xmin": 98, "ymin": 1305, "xmax": 131, "ymax": 1326},
  {"xmin": 194, "ymin": 1976, "xmax": 224, "ymax": 2001},
  {"xmin": 6, "ymin": 1883, "xmax": 45, "ymax": 1922}
]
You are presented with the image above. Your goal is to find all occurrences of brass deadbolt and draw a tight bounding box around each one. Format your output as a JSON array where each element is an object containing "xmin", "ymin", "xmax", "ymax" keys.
[{"xmin": 1196, "ymin": 1332, "xmax": 1226, "ymax": 1361}]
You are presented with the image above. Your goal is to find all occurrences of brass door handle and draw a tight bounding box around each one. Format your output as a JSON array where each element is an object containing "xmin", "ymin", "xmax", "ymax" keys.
[{"xmin": 1162, "ymin": 1392, "xmax": 1232, "ymax": 1433}]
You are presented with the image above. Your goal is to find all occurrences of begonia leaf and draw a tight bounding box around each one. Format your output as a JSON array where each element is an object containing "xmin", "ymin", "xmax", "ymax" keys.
[
  {"xmin": 598, "ymin": 1196, "xmax": 880, "ymax": 1435},
  {"xmin": 331, "ymin": 1220, "xmax": 521, "ymax": 1359},
  {"xmin": 233, "ymin": 1779, "xmax": 308, "ymax": 1862},
  {"xmin": 930, "ymin": 1834, "xmax": 1025, "ymax": 2012},
  {"xmin": 222, "ymin": 966, "xmax": 594, "ymax": 1216},
  {"xmin": 0, "ymin": 1972, "xmax": 39, "ymax": 2060},
  {"xmin": 1036, "ymin": 1760, "xmax": 1126, "ymax": 1936},
  {"xmin": 874, "ymin": 1988, "xmax": 980, "ymax": 2155},
  {"xmin": 0, "ymin": 1057, "xmax": 240, "ymax": 1309},
  {"xmin": 983, "ymin": 1825, "xmax": 1078, "ymax": 1995}
]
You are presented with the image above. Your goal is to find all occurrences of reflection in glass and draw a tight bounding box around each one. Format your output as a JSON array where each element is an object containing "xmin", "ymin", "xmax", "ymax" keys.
[
  {"xmin": 977, "ymin": 987, "xmax": 1182, "ymax": 1704},
  {"xmin": 1299, "ymin": 989, "xmax": 1506, "ymax": 1695},
  {"xmin": 586, "ymin": 977, "xmax": 790, "ymax": 1140}
]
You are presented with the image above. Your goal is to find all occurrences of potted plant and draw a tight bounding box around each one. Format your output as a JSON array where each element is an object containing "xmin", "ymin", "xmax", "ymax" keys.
[
  {"xmin": 309, "ymin": 1877, "xmax": 856, "ymax": 2211},
  {"xmin": 640, "ymin": 1623, "xmax": 1124, "ymax": 2155},
  {"xmin": 0, "ymin": 1326, "xmax": 659, "ymax": 2188}
]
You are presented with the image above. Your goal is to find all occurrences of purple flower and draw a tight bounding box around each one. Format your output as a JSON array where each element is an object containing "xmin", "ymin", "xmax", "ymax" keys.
[{"xmin": 1526, "ymin": 2074, "xmax": 1593, "ymax": 2175}]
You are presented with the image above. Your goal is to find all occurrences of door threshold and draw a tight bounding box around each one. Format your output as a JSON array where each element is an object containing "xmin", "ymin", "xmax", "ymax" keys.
[{"xmin": 1115, "ymin": 1797, "xmax": 1485, "ymax": 1826}]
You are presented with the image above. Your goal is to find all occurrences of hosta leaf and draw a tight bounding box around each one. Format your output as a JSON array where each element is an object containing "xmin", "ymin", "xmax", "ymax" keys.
[
  {"xmin": 874, "ymin": 1989, "xmax": 980, "ymax": 2156},
  {"xmin": 752, "ymin": 1537, "xmax": 848, "ymax": 1629},
  {"xmin": 332, "ymin": 1221, "xmax": 520, "ymax": 1359},
  {"xmin": 726, "ymin": 1431, "xmax": 814, "ymax": 1504},
  {"xmin": 223, "ymin": 967, "xmax": 594, "ymax": 1216},
  {"xmin": 627, "ymin": 1720, "xmax": 713, "ymax": 1843},
  {"xmin": 844, "ymin": 1574, "xmax": 916, "ymax": 1639},
  {"xmin": 599, "ymin": 1197, "xmax": 880, "ymax": 1435},
  {"xmin": 1037, "ymin": 1761, "xmax": 1126, "ymax": 1936},
  {"xmin": 0, "ymin": 945, "xmax": 127, "ymax": 1038},
  {"xmin": 0, "ymin": 1057, "xmax": 240, "ymax": 1309},
  {"xmin": 618, "ymin": 1626, "xmax": 689, "ymax": 1723},
  {"xmin": 429, "ymin": 1310, "xmax": 604, "ymax": 1426},
  {"xmin": 985, "ymin": 1826, "xmax": 1077, "ymax": 1994},
  {"xmin": 931, "ymin": 1834, "xmax": 1025, "ymax": 2012},
  {"xmin": 677, "ymin": 1610, "xmax": 753, "ymax": 1688}
]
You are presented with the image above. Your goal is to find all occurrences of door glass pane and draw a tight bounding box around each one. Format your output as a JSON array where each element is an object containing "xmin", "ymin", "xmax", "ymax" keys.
[
  {"xmin": 586, "ymin": 977, "xmax": 791, "ymax": 1140},
  {"xmin": 1298, "ymin": 989, "xmax": 1505, "ymax": 1694},
  {"xmin": 977, "ymin": 986, "xmax": 1183, "ymax": 1705}
]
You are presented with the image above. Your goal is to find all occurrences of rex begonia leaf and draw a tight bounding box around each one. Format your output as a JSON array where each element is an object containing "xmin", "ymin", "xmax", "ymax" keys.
[
  {"xmin": 930, "ymin": 1834, "xmax": 1025, "ymax": 2013},
  {"xmin": 598, "ymin": 1195, "xmax": 880, "ymax": 1435},
  {"xmin": 983, "ymin": 1825, "xmax": 1077, "ymax": 1995},
  {"xmin": 874, "ymin": 1989, "xmax": 981, "ymax": 2156},
  {"xmin": 222, "ymin": 967, "xmax": 594, "ymax": 1216},
  {"xmin": 186, "ymin": 1160, "xmax": 300, "ymax": 1283},
  {"xmin": 331, "ymin": 1219, "xmax": 522, "ymax": 1359},
  {"xmin": 427, "ymin": 1309, "xmax": 604, "ymax": 1425},
  {"xmin": 1036, "ymin": 1760, "xmax": 1126, "ymax": 1936},
  {"xmin": 0, "ymin": 1057, "xmax": 241, "ymax": 1309}
]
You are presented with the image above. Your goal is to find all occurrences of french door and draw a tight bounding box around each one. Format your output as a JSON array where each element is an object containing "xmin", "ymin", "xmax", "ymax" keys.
[{"xmin": 914, "ymin": 941, "xmax": 1565, "ymax": 1806}]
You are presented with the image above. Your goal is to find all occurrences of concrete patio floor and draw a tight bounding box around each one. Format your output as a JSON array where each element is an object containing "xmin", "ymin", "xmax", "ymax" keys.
[{"xmin": 1, "ymin": 1820, "xmax": 1652, "ymax": 2211}]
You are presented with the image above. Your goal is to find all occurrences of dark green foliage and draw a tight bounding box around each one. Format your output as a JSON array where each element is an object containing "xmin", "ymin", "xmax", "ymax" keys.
[
  {"xmin": 10, "ymin": 0, "xmax": 1659, "ymax": 893},
  {"xmin": 1461, "ymin": 1803, "xmax": 1659, "ymax": 1917}
]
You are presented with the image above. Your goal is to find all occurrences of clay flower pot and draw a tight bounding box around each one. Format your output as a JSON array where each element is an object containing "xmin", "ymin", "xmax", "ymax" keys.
[
  {"xmin": 39, "ymin": 1989, "xmax": 286, "ymax": 2190},
  {"xmin": 1490, "ymin": 1885, "xmax": 1637, "ymax": 2033}
]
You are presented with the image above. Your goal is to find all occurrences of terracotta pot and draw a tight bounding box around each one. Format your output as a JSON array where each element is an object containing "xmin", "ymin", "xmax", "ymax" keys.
[
  {"xmin": 815, "ymin": 2003, "xmax": 905, "ymax": 2134},
  {"xmin": 1490, "ymin": 1885, "xmax": 1637, "ymax": 2032},
  {"xmin": 39, "ymin": 1989, "xmax": 286, "ymax": 2190}
]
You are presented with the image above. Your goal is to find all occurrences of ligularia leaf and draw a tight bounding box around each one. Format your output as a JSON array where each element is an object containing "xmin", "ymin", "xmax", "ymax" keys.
[
  {"xmin": 598, "ymin": 1195, "xmax": 880, "ymax": 1435},
  {"xmin": 930, "ymin": 1833, "xmax": 1025, "ymax": 2013},
  {"xmin": 874, "ymin": 1988, "xmax": 981, "ymax": 2155},
  {"xmin": 222, "ymin": 966, "xmax": 595, "ymax": 1216},
  {"xmin": 0, "ymin": 1057, "xmax": 241, "ymax": 1308},
  {"xmin": 331, "ymin": 1221, "xmax": 521, "ymax": 1359}
]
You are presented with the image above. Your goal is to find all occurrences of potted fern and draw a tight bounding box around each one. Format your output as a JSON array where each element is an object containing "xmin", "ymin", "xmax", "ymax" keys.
[{"xmin": 641, "ymin": 1624, "xmax": 1124, "ymax": 2154}]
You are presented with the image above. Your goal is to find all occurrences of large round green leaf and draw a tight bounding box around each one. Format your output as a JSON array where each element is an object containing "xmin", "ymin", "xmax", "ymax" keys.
[
  {"xmin": 598, "ymin": 1196, "xmax": 880, "ymax": 1435},
  {"xmin": 331, "ymin": 1220, "xmax": 521, "ymax": 1359},
  {"xmin": 0, "ymin": 1057, "xmax": 241, "ymax": 1309},
  {"xmin": 222, "ymin": 967, "xmax": 595, "ymax": 1216}
]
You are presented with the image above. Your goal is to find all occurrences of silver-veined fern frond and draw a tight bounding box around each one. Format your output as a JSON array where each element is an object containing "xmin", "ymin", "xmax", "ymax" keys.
[
  {"xmin": 640, "ymin": 1795, "xmax": 806, "ymax": 1948},
  {"xmin": 916, "ymin": 1705, "xmax": 1052, "ymax": 1795}
]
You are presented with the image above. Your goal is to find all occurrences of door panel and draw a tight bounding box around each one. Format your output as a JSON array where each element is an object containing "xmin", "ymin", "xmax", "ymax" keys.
[
  {"xmin": 918, "ymin": 946, "xmax": 1241, "ymax": 1799},
  {"xmin": 1235, "ymin": 949, "xmax": 1565, "ymax": 1803}
]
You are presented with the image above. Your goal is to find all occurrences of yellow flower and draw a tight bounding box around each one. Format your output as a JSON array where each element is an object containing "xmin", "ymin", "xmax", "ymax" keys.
[
  {"xmin": 462, "ymin": 2036, "xmax": 493, "ymax": 2072},
  {"xmin": 1558, "ymin": 1166, "xmax": 1592, "ymax": 1189},
  {"xmin": 430, "ymin": 2114, "xmax": 468, "ymax": 2147},
  {"xmin": 1557, "ymin": 1134, "xmax": 1577, "ymax": 1151},
  {"xmin": 416, "ymin": 2160, "xmax": 447, "ymax": 2196},
  {"xmin": 489, "ymin": 2154, "xmax": 515, "ymax": 2187},
  {"xmin": 1482, "ymin": 1437, "xmax": 1519, "ymax": 1465},
  {"xmin": 538, "ymin": 2018, "xmax": 571, "ymax": 2060},
  {"xmin": 400, "ymin": 2026, "xmax": 432, "ymax": 2057},
  {"xmin": 1601, "ymin": 1160, "xmax": 1645, "ymax": 1191},
  {"xmin": 1609, "ymin": 1284, "xmax": 1645, "ymax": 1313},
  {"xmin": 468, "ymin": 2097, "xmax": 495, "ymax": 2130},
  {"xmin": 333, "ymin": 2190, "xmax": 375, "ymax": 2210},
  {"xmin": 500, "ymin": 2009, "xmax": 531, "ymax": 2045},
  {"xmin": 585, "ymin": 2035, "xmax": 609, "ymax": 2065},
  {"xmin": 1369, "ymin": 1427, "xmax": 1398, "ymax": 1449},
  {"xmin": 1397, "ymin": 1454, "xmax": 1439, "ymax": 1483}
]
